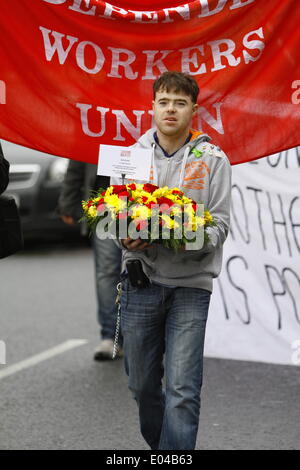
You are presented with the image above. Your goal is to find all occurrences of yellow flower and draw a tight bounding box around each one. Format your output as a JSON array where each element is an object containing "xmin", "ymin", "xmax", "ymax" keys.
[
  {"xmin": 145, "ymin": 195, "xmax": 158, "ymax": 204},
  {"xmin": 88, "ymin": 206, "xmax": 98, "ymax": 218},
  {"xmin": 182, "ymin": 196, "xmax": 193, "ymax": 205},
  {"xmin": 152, "ymin": 186, "xmax": 170, "ymax": 198},
  {"xmin": 136, "ymin": 183, "xmax": 146, "ymax": 190},
  {"xmin": 104, "ymin": 194, "xmax": 127, "ymax": 213},
  {"xmin": 161, "ymin": 214, "xmax": 179, "ymax": 230},
  {"xmin": 166, "ymin": 194, "xmax": 183, "ymax": 205},
  {"xmin": 130, "ymin": 205, "xmax": 151, "ymax": 220},
  {"xmin": 128, "ymin": 183, "xmax": 145, "ymax": 194},
  {"xmin": 204, "ymin": 211, "xmax": 213, "ymax": 224},
  {"xmin": 105, "ymin": 186, "xmax": 114, "ymax": 196}
]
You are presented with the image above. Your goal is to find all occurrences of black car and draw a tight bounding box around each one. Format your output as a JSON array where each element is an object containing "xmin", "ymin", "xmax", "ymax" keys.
[{"xmin": 2, "ymin": 140, "xmax": 80, "ymax": 239}]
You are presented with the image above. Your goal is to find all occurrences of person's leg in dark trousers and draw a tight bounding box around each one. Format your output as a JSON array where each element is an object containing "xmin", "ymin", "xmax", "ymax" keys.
[
  {"xmin": 159, "ymin": 287, "xmax": 211, "ymax": 449},
  {"xmin": 121, "ymin": 279, "xmax": 211, "ymax": 450},
  {"xmin": 92, "ymin": 236, "xmax": 122, "ymax": 359},
  {"xmin": 121, "ymin": 280, "xmax": 166, "ymax": 450}
]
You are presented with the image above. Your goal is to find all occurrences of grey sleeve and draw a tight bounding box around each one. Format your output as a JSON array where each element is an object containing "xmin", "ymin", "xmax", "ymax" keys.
[
  {"xmin": 188, "ymin": 155, "xmax": 231, "ymax": 254},
  {"xmin": 57, "ymin": 159, "xmax": 86, "ymax": 220},
  {"xmin": 204, "ymin": 155, "xmax": 232, "ymax": 251}
]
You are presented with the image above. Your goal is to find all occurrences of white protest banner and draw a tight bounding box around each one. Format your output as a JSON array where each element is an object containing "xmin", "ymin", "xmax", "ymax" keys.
[
  {"xmin": 97, "ymin": 144, "xmax": 152, "ymax": 181},
  {"xmin": 205, "ymin": 147, "xmax": 300, "ymax": 366}
]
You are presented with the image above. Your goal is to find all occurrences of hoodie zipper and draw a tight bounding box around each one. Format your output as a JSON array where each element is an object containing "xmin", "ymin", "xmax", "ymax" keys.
[{"xmin": 161, "ymin": 145, "xmax": 192, "ymax": 189}]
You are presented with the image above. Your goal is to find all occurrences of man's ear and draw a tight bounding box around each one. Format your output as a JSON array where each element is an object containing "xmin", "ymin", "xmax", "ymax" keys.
[
  {"xmin": 192, "ymin": 103, "xmax": 198, "ymax": 116},
  {"xmin": 152, "ymin": 100, "xmax": 155, "ymax": 110}
]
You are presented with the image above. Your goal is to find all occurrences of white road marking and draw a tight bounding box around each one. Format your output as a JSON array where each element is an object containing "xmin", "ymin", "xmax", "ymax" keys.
[{"xmin": 0, "ymin": 339, "xmax": 89, "ymax": 380}]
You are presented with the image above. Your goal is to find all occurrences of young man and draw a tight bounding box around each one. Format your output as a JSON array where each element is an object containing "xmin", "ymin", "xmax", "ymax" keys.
[{"xmin": 117, "ymin": 71, "xmax": 231, "ymax": 450}]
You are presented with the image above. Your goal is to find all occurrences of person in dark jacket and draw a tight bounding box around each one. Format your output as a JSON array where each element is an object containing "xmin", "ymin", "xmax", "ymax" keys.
[
  {"xmin": 0, "ymin": 141, "xmax": 9, "ymax": 194},
  {"xmin": 58, "ymin": 160, "xmax": 123, "ymax": 360}
]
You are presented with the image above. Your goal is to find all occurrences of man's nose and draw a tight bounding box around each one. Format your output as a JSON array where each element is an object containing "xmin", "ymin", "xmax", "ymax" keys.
[{"xmin": 167, "ymin": 102, "xmax": 176, "ymax": 112}]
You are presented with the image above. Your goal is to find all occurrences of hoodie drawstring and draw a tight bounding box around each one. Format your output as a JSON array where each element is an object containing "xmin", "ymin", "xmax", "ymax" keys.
[
  {"xmin": 150, "ymin": 142, "xmax": 192, "ymax": 189},
  {"xmin": 151, "ymin": 142, "xmax": 158, "ymax": 185},
  {"xmin": 178, "ymin": 145, "xmax": 191, "ymax": 190}
]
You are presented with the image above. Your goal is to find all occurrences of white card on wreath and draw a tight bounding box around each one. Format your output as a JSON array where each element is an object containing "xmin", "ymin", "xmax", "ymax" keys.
[{"xmin": 97, "ymin": 144, "xmax": 152, "ymax": 181}]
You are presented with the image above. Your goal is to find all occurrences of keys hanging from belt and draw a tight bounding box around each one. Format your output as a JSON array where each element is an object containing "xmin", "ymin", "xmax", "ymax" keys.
[{"xmin": 112, "ymin": 282, "xmax": 122, "ymax": 360}]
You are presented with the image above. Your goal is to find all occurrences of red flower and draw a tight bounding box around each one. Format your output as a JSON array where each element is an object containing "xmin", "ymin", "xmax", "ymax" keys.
[
  {"xmin": 192, "ymin": 203, "xmax": 197, "ymax": 213},
  {"xmin": 143, "ymin": 183, "xmax": 159, "ymax": 194},
  {"xmin": 127, "ymin": 183, "xmax": 136, "ymax": 190},
  {"xmin": 157, "ymin": 197, "xmax": 174, "ymax": 208},
  {"xmin": 172, "ymin": 190, "xmax": 183, "ymax": 196},
  {"xmin": 112, "ymin": 185, "xmax": 127, "ymax": 194},
  {"xmin": 118, "ymin": 190, "xmax": 130, "ymax": 199}
]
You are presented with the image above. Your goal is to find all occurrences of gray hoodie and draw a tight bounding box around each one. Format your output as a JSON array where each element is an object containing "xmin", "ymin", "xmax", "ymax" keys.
[{"xmin": 112, "ymin": 128, "xmax": 232, "ymax": 292}]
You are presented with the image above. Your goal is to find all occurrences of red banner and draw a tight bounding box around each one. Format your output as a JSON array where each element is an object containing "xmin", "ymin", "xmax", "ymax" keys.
[{"xmin": 0, "ymin": 0, "xmax": 299, "ymax": 165}]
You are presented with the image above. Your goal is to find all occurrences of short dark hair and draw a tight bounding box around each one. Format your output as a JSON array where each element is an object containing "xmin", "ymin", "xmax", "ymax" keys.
[{"xmin": 153, "ymin": 71, "xmax": 199, "ymax": 104}]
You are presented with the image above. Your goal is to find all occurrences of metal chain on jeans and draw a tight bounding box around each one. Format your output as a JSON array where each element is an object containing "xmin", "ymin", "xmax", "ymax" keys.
[{"xmin": 112, "ymin": 282, "xmax": 122, "ymax": 360}]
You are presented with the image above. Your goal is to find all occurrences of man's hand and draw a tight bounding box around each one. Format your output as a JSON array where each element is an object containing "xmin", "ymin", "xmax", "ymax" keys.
[
  {"xmin": 121, "ymin": 237, "xmax": 151, "ymax": 252},
  {"xmin": 60, "ymin": 215, "xmax": 75, "ymax": 226}
]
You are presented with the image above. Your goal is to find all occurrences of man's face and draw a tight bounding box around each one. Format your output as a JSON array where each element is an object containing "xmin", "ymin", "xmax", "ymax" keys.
[{"xmin": 152, "ymin": 88, "xmax": 198, "ymax": 137}]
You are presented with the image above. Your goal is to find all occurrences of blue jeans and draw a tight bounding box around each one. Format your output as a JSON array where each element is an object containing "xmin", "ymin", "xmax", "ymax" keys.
[
  {"xmin": 92, "ymin": 236, "xmax": 122, "ymax": 340},
  {"xmin": 121, "ymin": 278, "xmax": 211, "ymax": 450}
]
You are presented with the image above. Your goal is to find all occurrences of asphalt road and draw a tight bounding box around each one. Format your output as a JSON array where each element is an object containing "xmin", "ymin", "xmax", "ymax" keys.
[{"xmin": 0, "ymin": 239, "xmax": 299, "ymax": 450}]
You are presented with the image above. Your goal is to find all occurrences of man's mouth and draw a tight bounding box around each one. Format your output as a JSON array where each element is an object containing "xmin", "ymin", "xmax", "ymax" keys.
[{"xmin": 164, "ymin": 117, "xmax": 177, "ymax": 122}]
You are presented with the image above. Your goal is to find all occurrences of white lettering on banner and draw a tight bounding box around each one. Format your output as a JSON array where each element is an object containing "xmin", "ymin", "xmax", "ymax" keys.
[
  {"xmin": 98, "ymin": 2, "xmax": 129, "ymax": 20},
  {"xmin": 42, "ymin": 0, "xmax": 66, "ymax": 4},
  {"xmin": 0, "ymin": 80, "xmax": 6, "ymax": 104},
  {"xmin": 205, "ymin": 150, "xmax": 300, "ymax": 367},
  {"xmin": 39, "ymin": 26, "xmax": 78, "ymax": 64},
  {"xmin": 39, "ymin": 26, "xmax": 266, "ymax": 78},
  {"xmin": 197, "ymin": 103, "xmax": 224, "ymax": 134},
  {"xmin": 112, "ymin": 110, "xmax": 145, "ymax": 141},
  {"xmin": 229, "ymin": 0, "xmax": 255, "ymax": 10},
  {"xmin": 142, "ymin": 50, "xmax": 173, "ymax": 80},
  {"xmin": 76, "ymin": 41, "xmax": 105, "ymax": 73},
  {"xmin": 209, "ymin": 39, "xmax": 241, "ymax": 72},
  {"xmin": 180, "ymin": 46, "xmax": 207, "ymax": 75},
  {"xmin": 69, "ymin": 0, "xmax": 96, "ymax": 15},
  {"xmin": 198, "ymin": 0, "xmax": 227, "ymax": 18},
  {"xmin": 76, "ymin": 102, "xmax": 224, "ymax": 139},
  {"xmin": 76, "ymin": 104, "xmax": 109, "ymax": 137},
  {"xmin": 162, "ymin": 5, "xmax": 190, "ymax": 23},
  {"xmin": 129, "ymin": 10, "xmax": 158, "ymax": 24},
  {"xmin": 41, "ymin": 0, "xmax": 256, "ymax": 22},
  {"xmin": 243, "ymin": 27, "xmax": 265, "ymax": 63},
  {"xmin": 291, "ymin": 80, "xmax": 300, "ymax": 105},
  {"xmin": 107, "ymin": 48, "xmax": 138, "ymax": 80}
]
